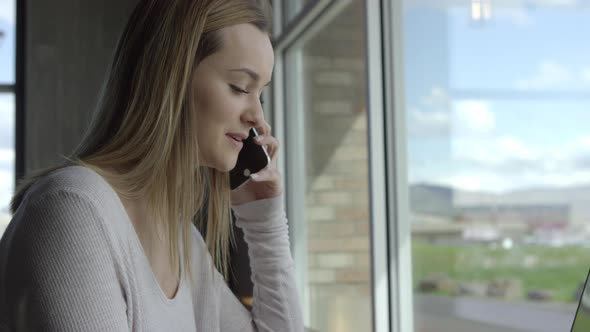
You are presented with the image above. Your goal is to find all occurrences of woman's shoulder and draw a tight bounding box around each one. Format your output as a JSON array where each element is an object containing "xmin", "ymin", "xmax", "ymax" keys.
[
  {"xmin": 26, "ymin": 165, "xmax": 115, "ymax": 201},
  {"xmin": 7, "ymin": 165, "xmax": 130, "ymax": 242},
  {"xmin": 20, "ymin": 165, "xmax": 123, "ymax": 213},
  {"xmin": 0, "ymin": 168, "xmax": 133, "ymax": 315}
]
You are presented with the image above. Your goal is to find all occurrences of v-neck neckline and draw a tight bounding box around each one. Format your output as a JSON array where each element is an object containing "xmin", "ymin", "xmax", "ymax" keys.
[
  {"xmin": 127, "ymin": 223, "xmax": 184, "ymax": 303},
  {"xmin": 79, "ymin": 165, "xmax": 185, "ymax": 304}
]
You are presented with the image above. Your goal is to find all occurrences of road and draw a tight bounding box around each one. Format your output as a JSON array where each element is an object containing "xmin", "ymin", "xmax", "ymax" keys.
[{"xmin": 414, "ymin": 295, "xmax": 578, "ymax": 332}]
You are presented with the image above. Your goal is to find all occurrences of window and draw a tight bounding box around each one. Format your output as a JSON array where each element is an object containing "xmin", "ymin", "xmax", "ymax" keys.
[
  {"xmin": 282, "ymin": 1, "xmax": 373, "ymax": 330},
  {"xmin": 282, "ymin": 0, "xmax": 317, "ymax": 24},
  {"xmin": 0, "ymin": 0, "xmax": 15, "ymax": 84},
  {"xmin": 275, "ymin": 0, "xmax": 590, "ymax": 330},
  {"xmin": 0, "ymin": 0, "xmax": 15, "ymax": 236},
  {"xmin": 403, "ymin": 1, "xmax": 590, "ymax": 331}
]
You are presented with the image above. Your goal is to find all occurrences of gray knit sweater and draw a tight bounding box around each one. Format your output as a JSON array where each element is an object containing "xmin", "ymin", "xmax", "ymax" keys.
[{"xmin": 0, "ymin": 166, "xmax": 303, "ymax": 331}]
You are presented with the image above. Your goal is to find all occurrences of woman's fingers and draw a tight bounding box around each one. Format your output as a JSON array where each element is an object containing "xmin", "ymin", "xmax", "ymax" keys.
[
  {"xmin": 253, "ymin": 134, "xmax": 279, "ymax": 161},
  {"xmin": 250, "ymin": 165, "xmax": 280, "ymax": 183},
  {"xmin": 257, "ymin": 122, "xmax": 272, "ymax": 137}
]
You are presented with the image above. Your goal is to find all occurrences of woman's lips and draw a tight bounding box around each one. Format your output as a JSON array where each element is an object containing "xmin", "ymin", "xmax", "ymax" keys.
[{"xmin": 226, "ymin": 134, "xmax": 244, "ymax": 149}]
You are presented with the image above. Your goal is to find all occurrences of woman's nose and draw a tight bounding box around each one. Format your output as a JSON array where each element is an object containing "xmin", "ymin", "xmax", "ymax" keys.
[{"xmin": 241, "ymin": 99, "xmax": 265, "ymax": 128}]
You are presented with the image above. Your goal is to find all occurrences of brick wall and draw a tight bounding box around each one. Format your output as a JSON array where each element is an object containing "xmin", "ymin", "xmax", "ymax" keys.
[
  {"xmin": 289, "ymin": 2, "xmax": 373, "ymax": 329},
  {"xmin": 303, "ymin": 46, "xmax": 371, "ymax": 297}
]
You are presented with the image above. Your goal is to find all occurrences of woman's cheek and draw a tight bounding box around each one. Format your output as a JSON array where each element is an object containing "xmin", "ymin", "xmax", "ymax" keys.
[{"xmin": 220, "ymin": 96, "xmax": 241, "ymax": 118}]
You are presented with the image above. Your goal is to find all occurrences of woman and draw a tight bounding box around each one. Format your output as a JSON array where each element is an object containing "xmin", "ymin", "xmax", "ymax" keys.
[{"xmin": 0, "ymin": 0, "xmax": 303, "ymax": 331}]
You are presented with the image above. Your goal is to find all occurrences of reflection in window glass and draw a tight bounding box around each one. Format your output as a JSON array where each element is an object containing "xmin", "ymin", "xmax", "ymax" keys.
[
  {"xmin": 288, "ymin": 1, "xmax": 372, "ymax": 331},
  {"xmin": 404, "ymin": 1, "xmax": 590, "ymax": 331},
  {"xmin": 571, "ymin": 270, "xmax": 590, "ymax": 331},
  {"xmin": 284, "ymin": 0, "xmax": 315, "ymax": 23},
  {"xmin": 0, "ymin": 93, "xmax": 14, "ymax": 236},
  {"xmin": 0, "ymin": 0, "xmax": 15, "ymax": 84}
]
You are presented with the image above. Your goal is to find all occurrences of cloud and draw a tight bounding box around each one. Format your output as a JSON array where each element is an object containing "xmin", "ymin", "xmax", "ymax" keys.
[
  {"xmin": 0, "ymin": 95, "xmax": 15, "ymax": 149},
  {"xmin": 556, "ymin": 136, "xmax": 590, "ymax": 170},
  {"xmin": 515, "ymin": 61, "xmax": 573, "ymax": 90},
  {"xmin": 408, "ymin": 87, "xmax": 451, "ymax": 137},
  {"xmin": 0, "ymin": 169, "xmax": 14, "ymax": 213},
  {"xmin": 496, "ymin": 8, "xmax": 534, "ymax": 27},
  {"xmin": 515, "ymin": 61, "xmax": 590, "ymax": 90},
  {"xmin": 437, "ymin": 168, "xmax": 590, "ymax": 193},
  {"xmin": 437, "ymin": 172, "xmax": 508, "ymax": 192},
  {"xmin": 0, "ymin": 149, "xmax": 14, "ymax": 172},
  {"xmin": 533, "ymin": 0, "xmax": 579, "ymax": 6},
  {"xmin": 442, "ymin": 134, "xmax": 590, "ymax": 192},
  {"xmin": 581, "ymin": 68, "xmax": 590, "ymax": 83},
  {"xmin": 451, "ymin": 100, "xmax": 495, "ymax": 136},
  {"xmin": 452, "ymin": 135, "xmax": 540, "ymax": 169},
  {"xmin": 0, "ymin": 96, "xmax": 17, "ymax": 213},
  {"xmin": 0, "ymin": 149, "xmax": 14, "ymax": 163},
  {"xmin": 407, "ymin": 97, "xmax": 493, "ymax": 140},
  {"xmin": 0, "ymin": 1, "xmax": 15, "ymax": 26},
  {"xmin": 408, "ymin": 108, "xmax": 449, "ymax": 137},
  {"xmin": 421, "ymin": 86, "xmax": 450, "ymax": 108},
  {"xmin": 409, "ymin": 86, "xmax": 590, "ymax": 192}
]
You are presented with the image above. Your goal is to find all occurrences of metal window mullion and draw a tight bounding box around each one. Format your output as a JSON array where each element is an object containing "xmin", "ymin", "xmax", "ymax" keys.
[
  {"xmin": 382, "ymin": 0, "xmax": 415, "ymax": 331},
  {"xmin": 272, "ymin": 0, "xmax": 282, "ymax": 37},
  {"xmin": 365, "ymin": 0, "xmax": 391, "ymax": 331},
  {"xmin": 284, "ymin": 48, "xmax": 310, "ymax": 325},
  {"xmin": 273, "ymin": 0, "xmax": 332, "ymax": 54},
  {"xmin": 16, "ymin": 0, "xmax": 26, "ymax": 181},
  {"xmin": 270, "ymin": 0, "xmax": 303, "ymax": 321}
]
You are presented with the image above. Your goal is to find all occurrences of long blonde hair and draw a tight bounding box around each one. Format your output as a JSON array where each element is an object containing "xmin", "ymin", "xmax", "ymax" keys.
[{"xmin": 10, "ymin": 0, "xmax": 272, "ymax": 282}]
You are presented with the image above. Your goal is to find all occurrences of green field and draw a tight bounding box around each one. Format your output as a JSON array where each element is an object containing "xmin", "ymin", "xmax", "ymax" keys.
[
  {"xmin": 572, "ymin": 308, "xmax": 590, "ymax": 332},
  {"xmin": 412, "ymin": 242, "xmax": 590, "ymax": 302}
]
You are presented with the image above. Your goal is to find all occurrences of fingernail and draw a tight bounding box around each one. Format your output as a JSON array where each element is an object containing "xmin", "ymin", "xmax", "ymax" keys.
[
  {"xmin": 250, "ymin": 173, "xmax": 258, "ymax": 179},
  {"xmin": 254, "ymin": 136, "xmax": 264, "ymax": 142}
]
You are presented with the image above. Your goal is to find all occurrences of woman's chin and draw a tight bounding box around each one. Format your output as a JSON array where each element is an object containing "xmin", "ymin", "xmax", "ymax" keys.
[{"xmin": 211, "ymin": 158, "xmax": 238, "ymax": 173}]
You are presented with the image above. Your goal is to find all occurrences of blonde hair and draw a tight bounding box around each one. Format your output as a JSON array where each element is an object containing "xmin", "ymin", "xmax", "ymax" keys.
[{"xmin": 10, "ymin": 0, "xmax": 272, "ymax": 282}]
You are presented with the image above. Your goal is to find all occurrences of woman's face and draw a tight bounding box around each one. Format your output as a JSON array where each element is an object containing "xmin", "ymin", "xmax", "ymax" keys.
[{"xmin": 191, "ymin": 23, "xmax": 274, "ymax": 172}]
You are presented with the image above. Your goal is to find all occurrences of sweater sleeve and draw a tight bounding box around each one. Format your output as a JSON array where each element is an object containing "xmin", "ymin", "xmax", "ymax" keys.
[
  {"xmin": 1, "ymin": 190, "xmax": 128, "ymax": 331},
  {"xmin": 225, "ymin": 195, "xmax": 304, "ymax": 332}
]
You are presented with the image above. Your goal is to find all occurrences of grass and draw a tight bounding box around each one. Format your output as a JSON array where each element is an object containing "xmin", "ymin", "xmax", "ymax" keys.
[
  {"xmin": 412, "ymin": 241, "xmax": 590, "ymax": 302},
  {"xmin": 572, "ymin": 308, "xmax": 590, "ymax": 332}
]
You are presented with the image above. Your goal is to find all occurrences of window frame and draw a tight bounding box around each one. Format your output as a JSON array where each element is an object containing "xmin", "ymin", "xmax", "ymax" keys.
[
  {"xmin": 0, "ymin": 0, "xmax": 22, "ymax": 208},
  {"xmin": 380, "ymin": 0, "xmax": 415, "ymax": 331},
  {"xmin": 272, "ymin": 0, "xmax": 402, "ymax": 330},
  {"xmin": 15, "ymin": 0, "xmax": 24, "ymax": 183}
]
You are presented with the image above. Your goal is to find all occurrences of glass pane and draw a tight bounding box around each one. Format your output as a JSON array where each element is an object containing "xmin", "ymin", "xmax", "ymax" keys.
[
  {"xmin": 571, "ymin": 270, "xmax": 590, "ymax": 331},
  {"xmin": 0, "ymin": 0, "xmax": 15, "ymax": 84},
  {"xmin": 283, "ymin": 0, "xmax": 316, "ymax": 24},
  {"xmin": 286, "ymin": 1, "xmax": 372, "ymax": 331},
  {"xmin": 0, "ymin": 93, "xmax": 14, "ymax": 236},
  {"xmin": 403, "ymin": 1, "xmax": 590, "ymax": 331}
]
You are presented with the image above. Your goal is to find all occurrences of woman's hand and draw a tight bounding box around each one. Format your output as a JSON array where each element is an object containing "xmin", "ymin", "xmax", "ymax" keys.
[{"xmin": 230, "ymin": 123, "xmax": 282, "ymax": 206}]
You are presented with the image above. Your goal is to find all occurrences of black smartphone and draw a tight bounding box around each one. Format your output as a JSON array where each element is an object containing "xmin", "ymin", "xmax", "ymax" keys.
[{"xmin": 230, "ymin": 128, "xmax": 270, "ymax": 190}]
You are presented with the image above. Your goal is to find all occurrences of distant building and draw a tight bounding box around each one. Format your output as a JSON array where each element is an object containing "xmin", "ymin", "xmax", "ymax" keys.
[
  {"xmin": 456, "ymin": 204, "xmax": 570, "ymax": 229},
  {"xmin": 411, "ymin": 219, "xmax": 527, "ymax": 246}
]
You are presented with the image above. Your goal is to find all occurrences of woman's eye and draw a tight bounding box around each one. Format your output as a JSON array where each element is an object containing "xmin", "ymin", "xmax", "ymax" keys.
[
  {"xmin": 230, "ymin": 84, "xmax": 264, "ymax": 105},
  {"xmin": 230, "ymin": 84, "xmax": 248, "ymax": 94}
]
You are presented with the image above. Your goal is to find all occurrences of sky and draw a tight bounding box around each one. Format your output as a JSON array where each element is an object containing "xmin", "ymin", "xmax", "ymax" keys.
[
  {"xmin": 1, "ymin": 0, "xmax": 590, "ymax": 212},
  {"xmin": 0, "ymin": 0, "xmax": 14, "ymax": 83},
  {"xmin": 404, "ymin": 1, "xmax": 590, "ymax": 193}
]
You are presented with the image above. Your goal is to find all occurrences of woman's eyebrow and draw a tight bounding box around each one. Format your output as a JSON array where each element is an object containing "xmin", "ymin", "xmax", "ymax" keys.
[{"xmin": 229, "ymin": 68, "xmax": 271, "ymax": 86}]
